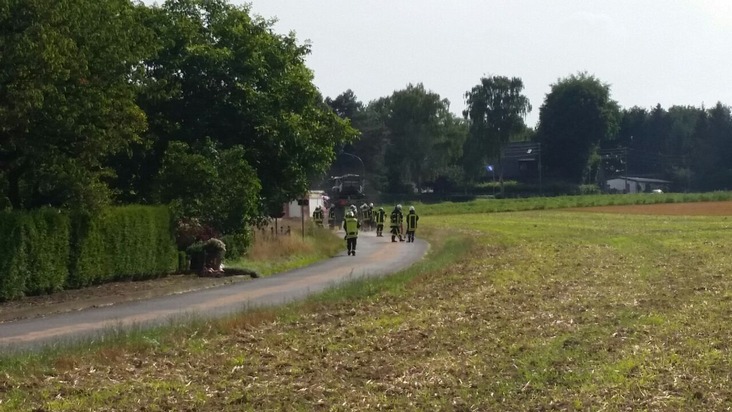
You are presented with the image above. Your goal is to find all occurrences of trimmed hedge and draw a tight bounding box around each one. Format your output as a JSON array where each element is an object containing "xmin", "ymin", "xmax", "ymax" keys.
[
  {"xmin": 68, "ymin": 206, "xmax": 179, "ymax": 287},
  {"xmin": 0, "ymin": 206, "xmax": 179, "ymax": 301},
  {"xmin": 0, "ymin": 209, "xmax": 71, "ymax": 301}
]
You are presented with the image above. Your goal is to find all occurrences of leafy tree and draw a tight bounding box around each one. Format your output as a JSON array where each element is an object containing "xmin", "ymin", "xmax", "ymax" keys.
[
  {"xmin": 616, "ymin": 106, "xmax": 648, "ymax": 149},
  {"xmin": 325, "ymin": 89, "xmax": 364, "ymax": 120},
  {"xmin": 463, "ymin": 76, "xmax": 531, "ymax": 192},
  {"xmin": 0, "ymin": 0, "xmax": 154, "ymax": 210},
  {"xmin": 123, "ymin": 0, "xmax": 356, "ymax": 212},
  {"xmin": 347, "ymin": 98, "xmax": 392, "ymax": 193},
  {"xmin": 380, "ymin": 83, "xmax": 464, "ymax": 193},
  {"xmin": 155, "ymin": 140, "xmax": 260, "ymax": 234},
  {"xmin": 323, "ymin": 90, "xmax": 380, "ymax": 193},
  {"xmin": 612, "ymin": 105, "xmax": 701, "ymax": 189},
  {"xmin": 537, "ymin": 73, "xmax": 620, "ymax": 183},
  {"xmin": 692, "ymin": 103, "xmax": 732, "ymax": 190}
]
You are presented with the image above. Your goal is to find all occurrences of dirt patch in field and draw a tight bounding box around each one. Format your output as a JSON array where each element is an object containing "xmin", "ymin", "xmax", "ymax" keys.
[{"xmin": 565, "ymin": 200, "xmax": 732, "ymax": 216}]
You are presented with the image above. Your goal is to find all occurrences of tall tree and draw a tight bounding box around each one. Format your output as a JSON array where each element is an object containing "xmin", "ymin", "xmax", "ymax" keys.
[
  {"xmin": 325, "ymin": 89, "xmax": 363, "ymax": 120},
  {"xmin": 323, "ymin": 90, "xmax": 397, "ymax": 198},
  {"xmin": 463, "ymin": 76, "xmax": 531, "ymax": 192},
  {"xmin": 537, "ymin": 73, "xmax": 620, "ymax": 183},
  {"xmin": 122, "ymin": 0, "xmax": 357, "ymax": 217},
  {"xmin": 380, "ymin": 84, "xmax": 463, "ymax": 193},
  {"xmin": 692, "ymin": 103, "xmax": 732, "ymax": 191},
  {"xmin": 0, "ymin": 0, "xmax": 154, "ymax": 210}
]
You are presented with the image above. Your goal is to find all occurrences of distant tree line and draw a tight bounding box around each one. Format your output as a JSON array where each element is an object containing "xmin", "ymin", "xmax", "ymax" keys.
[
  {"xmin": 327, "ymin": 73, "xmax": 732, "ymax": 196},
  {"xmin": 3, "ymin": 0, "xmax": 731, "ymax": 232}
]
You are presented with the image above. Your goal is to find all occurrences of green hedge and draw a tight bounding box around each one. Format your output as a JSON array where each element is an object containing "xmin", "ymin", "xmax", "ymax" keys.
[
  {"xmin": 221, "ymin": 231, "xmax": 252, "ymax": 260},
  {"xmin": 0, "ymin": 206, "xmax": 180, "ymax": 300},
  {"xmin": 0, "ymin": 209, "xmax": 70, "ymax": 301},
  {"xmin": 69, "ymin": 206, "xmax": 178, "ymax": 287}
]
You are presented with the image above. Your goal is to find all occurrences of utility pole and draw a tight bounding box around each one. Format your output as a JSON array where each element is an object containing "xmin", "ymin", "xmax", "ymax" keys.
[
  {"xmin": 624, "ymin": 147, "xmax": 629, "ymax": 193},
  {"xmin": 538, "ymin": 142, "xmax": 542, "ymax": 196}
]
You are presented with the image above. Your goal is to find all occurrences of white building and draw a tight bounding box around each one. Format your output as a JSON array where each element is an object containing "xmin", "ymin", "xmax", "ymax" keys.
[
  {"xmin": 606, "ymin": 177, "xmax": 670, "ymax": 194},
  {"xmin": 284, "ymin": 190, "xmax": 328, "ymax": 219}
]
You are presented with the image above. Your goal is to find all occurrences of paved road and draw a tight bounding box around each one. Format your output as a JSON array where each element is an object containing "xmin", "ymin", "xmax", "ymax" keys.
[{"xmin": 0, "ymin": 231, "xmax": 428, "ymax": 351}]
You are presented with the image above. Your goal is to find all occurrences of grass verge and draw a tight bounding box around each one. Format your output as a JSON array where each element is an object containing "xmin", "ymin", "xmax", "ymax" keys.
[
  {"xmin": 225, "ymin": 225, "xmax": 343, "ymax": 276},
  {"xmin": 417, "ymin": 190, "xmax": 732, "ymax": 216}
]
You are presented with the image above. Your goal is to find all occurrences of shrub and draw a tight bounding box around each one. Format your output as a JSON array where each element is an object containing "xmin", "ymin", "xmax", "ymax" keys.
[
  {"xmin": 0, "ymin": 213, "xmax": 27, "ymax": 301},
  {"xmin": 0, "ymin": 209, "xmax": 70, "ymax": 301},
  {"xmin": 68, "ymin": 206, "xmax": 178, "ymax": 287},
  {"xmin": 221, "ymin": 231, "xmax": 252, "ymax": 259},
  {"xmin": 186, "ymin": 241, "xmax": 205, "ymax": 272},
  {"xmin": 203, "ymin": 238, "xmax": 226, "ymax": 257},
  {"xmin": 579, "ymin": 184, "xmax": 601, "ymax": 195}
]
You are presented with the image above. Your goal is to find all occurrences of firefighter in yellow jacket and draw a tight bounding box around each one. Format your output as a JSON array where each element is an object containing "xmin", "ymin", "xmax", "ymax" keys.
[
  {"xmin": 390, "ymin": 204, "xmax": 404, "ymax": 242},
  {"xmin": 405, "ymin": 206, "xmax": 419, "ymax": 242},
  {"xmin": 374, "ymin": 206, "xmax": 386, "ymax": 237},
  {"xmin": 312, "ymin": 205, "xmax": 324, "ymax": 227},
  {"xmin": 343, "ymin": 210, "xmax": 361, "ymax": 256}
]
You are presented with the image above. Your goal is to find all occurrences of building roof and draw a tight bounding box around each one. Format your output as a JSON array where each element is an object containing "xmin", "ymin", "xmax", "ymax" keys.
[{"xmin": 607, "ymin": 177, "xmax": 671, "ymax": 184}]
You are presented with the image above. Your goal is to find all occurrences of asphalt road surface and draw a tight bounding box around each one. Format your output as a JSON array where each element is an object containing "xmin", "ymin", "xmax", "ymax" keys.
[{"xmin": 0, "ymin": 231, "xmax": 428, "ymax": 352}]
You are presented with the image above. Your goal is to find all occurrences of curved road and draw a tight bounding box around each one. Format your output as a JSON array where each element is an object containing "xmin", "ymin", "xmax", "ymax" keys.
[{"xmin": 0, "ymin": 231, "xmax": 428, "ymax": 351}]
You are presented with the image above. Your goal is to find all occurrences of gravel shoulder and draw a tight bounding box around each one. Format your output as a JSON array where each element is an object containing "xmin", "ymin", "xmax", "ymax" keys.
[{"xmin": 0, "ymin": 274, "xmax": 253, "ymax": 324}]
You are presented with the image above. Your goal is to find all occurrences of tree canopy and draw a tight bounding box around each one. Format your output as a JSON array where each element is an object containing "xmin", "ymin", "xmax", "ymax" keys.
[
  {"xmin": 0, "ymin": 0, "xmax": 357, "ymax": 234},
  {"xmin": 537, "ymin": 73, "xmax": 620, "ymax": 183},
  {"xmin": 127, "ymin": 0, "xmax": 357, "ymax": 219},
  {"xmin": 0, "ymin": 0, "xmax": 154, "ymax": 211},
  {"xmin": 463, "ymin": 76, "xmax": 531, "ymax": 190}
]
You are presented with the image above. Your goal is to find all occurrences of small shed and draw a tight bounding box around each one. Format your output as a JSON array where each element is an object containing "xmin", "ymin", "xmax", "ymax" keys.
[
  {"xmin": 283, "ymin": 190, "xmax": 328, "ymax": 219},
  {"xmin": 606, "ymin": 177, "xmax": 671, "ymax": 194}
]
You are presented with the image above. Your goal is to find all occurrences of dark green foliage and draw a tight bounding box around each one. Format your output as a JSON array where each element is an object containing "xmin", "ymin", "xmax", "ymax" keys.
[
  {"xmin": 23, "ymin": 209, "xmax": 71, "ymax": 296},
  {"xmin": 463, "ymin": 76, "xmax": 532, "ymax": 188},
  {"xmin": 178, "ymin": 251, "xmax": 189, "ymax": 272},
  {"xmin": 221, "ymin": 231, "xmax": 251, "ymax": 260},
  {"xmin": 0, "ymin": 209, "xmax": 70, "ymax": 301},
  {"xmin": 68, "ymin": 206, "xmax": 178, "ymax": 287},
  {"xmin": 0, "ymin": 213, "xmax": 28, "ymax": 301},
  {"xmin": 186, "ymin": 241, "xmax": 205, "ymax": 272},
  {"xmin": 0, "ymin": 0, "xmax": 154, "ymax": 211},
  {"xmin": 156, "ymin": 141, "xmax": 260, "ymax": 235},
  {"xmin": 537, "ymin": 73, "xmax": 620, "ymax": 183},
  {"xmin": 127, "ymin": 0, "xmax": 357, "ymax": 213}
]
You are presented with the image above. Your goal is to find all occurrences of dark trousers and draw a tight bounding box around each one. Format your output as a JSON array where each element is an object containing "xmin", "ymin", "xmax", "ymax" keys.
[
  {"xmin": 390, "ymin": 225, "xmax": 403, "ymax": 241},
  {"xmin": 347, "ymin": 237, "xmax": 357, "ymax": 252},
  {"xmin": 376, "ymin": 223, "xmax": 384, "ymax": 236},
  {"xmin": 406, "ymin": 230, "xmax": 415, "ymax": 242}
]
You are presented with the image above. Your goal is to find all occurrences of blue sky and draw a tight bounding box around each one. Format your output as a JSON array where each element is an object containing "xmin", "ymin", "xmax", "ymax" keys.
[{"xmin": 147, "ymin": 0, "xmax": 732, "ymax": 128}]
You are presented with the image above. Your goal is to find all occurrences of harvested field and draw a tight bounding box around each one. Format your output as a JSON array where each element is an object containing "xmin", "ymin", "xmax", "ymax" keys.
[
  {"xmin": 5, "ymin": 204, "xmax": 732, "ymax": 410},
  {"xmin": 566, "ymin": 200, "xmax": 732, "ymax": 215}
]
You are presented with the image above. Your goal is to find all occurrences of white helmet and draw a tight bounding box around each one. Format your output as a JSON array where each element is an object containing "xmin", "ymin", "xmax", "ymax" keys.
[
  {"xmin": 369, "ymin": 203, "xmax": 374, "ymax": 207},
  {"xmin": 346, "ymin": 211, "xmax": 354, "ymax": 218},
  {"xmin": 409, "ymin": 206, "xmax": 415, "ymax": 212},
  {"xmin": 397, "ymin": 204, "xmax": 402, "ymax": 210}
]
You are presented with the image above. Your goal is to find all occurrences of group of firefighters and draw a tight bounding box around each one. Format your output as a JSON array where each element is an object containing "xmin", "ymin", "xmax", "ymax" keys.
[{"xmin": 311, "ymin": 203, "xmax": 419, "ymax": 257}]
